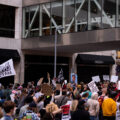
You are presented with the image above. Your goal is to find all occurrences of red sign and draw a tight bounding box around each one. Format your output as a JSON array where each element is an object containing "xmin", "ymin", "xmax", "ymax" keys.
[{"xmin": 61, "ymin": 105, "xmax": 70, "ymax": 115}]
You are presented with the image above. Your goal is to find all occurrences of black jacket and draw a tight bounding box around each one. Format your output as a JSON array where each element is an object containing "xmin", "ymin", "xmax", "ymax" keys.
[{"xmin": 71, "ymin": 109, "xmax": 90, "ymax": 120}]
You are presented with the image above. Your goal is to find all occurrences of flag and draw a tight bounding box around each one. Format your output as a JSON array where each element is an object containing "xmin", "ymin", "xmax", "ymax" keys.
[
  {"xmin": 58, "ymin": 69, "xmax": 64, "ymax": 83},
  {"xmin": 0, "ymin": 59, "xmax": 16, "ymax": 79}
]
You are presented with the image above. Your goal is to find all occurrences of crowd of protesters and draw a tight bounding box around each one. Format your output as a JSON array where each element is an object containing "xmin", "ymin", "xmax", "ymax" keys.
[{"xmin": 0, "ymin": 79, "xmax": 120, "ymax": 120}]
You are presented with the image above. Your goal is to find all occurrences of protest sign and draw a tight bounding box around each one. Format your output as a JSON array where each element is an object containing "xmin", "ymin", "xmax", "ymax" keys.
[
  {"xmin": 92, "ymin": 76, "xmax": 100, "ymax": 82},
  {"xmin": 58, "ymin": 69, "xmax": 64, "ymax": 83},
  {"xmin": 117, "ymin": 81, "xmax": 120, "ymax": 90},
  {"xmin": 103, "ymin": 75, "xmax": 110, "ymax": 81},
  {"xmin": 61, "ymin": 105, "xmax": 70, "ymax": 120},
  {"xmin": 41, "ymin": 83, "xmax": 53, "ymax": 96},
  {"xmin": 64, "ymin": 80, "xmax": 67, "ymax": 84},
  {"xmin": 111, "ymin": 75, "xmax": 118, "ymax": 83},
  {"xmin": 56, "ymin": 84, "xmax": 61, "ymax": 90},
  {"xmin": 71, "ymin": 73, "xmax": 77, "ymax": 84},
  {"xmin": 88, "ymin": 81, "xmax": 99, "ymax": 93},
  {"xmin": 0, "ymin": 59, "xmax": 16, "ymax": 79}
]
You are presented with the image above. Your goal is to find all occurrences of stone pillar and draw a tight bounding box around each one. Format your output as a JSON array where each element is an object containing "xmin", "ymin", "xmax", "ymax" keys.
[
  {"xmin": 14, "ymin": 52, "xmax": 25, "ymax": 84},
  {"xmin": 72, "ymin": 53, "xmax": 78, "ymax": 74},
  {"xmin": 15, "ymin": 7, "xmax": 22, "ymax": 39},
  {"xmin": 14, "ymin": 62, "xmax": 20, "ymax": 84},
  {"xmin": 14, "ymin": 6, "xmax": 24, "ymax": 84},
  {"xmin": 110, "ymin": 51, "xmax": 117, "ymax": 75}
]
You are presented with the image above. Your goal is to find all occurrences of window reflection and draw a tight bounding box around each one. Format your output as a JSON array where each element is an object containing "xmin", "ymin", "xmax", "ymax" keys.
[
  {"xmin": 22, "ymin": 0, "xmax": 119, "ymax": 38},
  {"xmin": 42, "ymin": 3, "xmax": 51, "ymax": 36},
  {"xmin": 75, "ymin": 0, "xmax": 88, "ymax": 32},
  {"xmin": 51, "ymin": 1, "xmax": 63, "ymax": 35},
  {"xmin": 102, "ymin": 0, "xmax": 116, "ymax": 28},
  {"xmin": 90, "ymin": 0, "xmax": 102, "ymax": 30}
]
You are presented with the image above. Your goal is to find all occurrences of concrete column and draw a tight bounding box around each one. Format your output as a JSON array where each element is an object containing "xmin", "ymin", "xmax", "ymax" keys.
[
  {"xmin": 15, "ymin": 7, "xmax": 22, "ymax": 39},
  {"xmin": 110, "ymin": 51, "xmax": 117, "ymax": 75},
  {"xmin": 14, "ymin": 62, "xmax": 20, "ymax": 84},
  {"xmin": 72, "ymin": 53, "xmax": 78, "ymax": 74},
  {"xmin": 14, "ymin": 53, "xmax": 25, "ymax": 84}
]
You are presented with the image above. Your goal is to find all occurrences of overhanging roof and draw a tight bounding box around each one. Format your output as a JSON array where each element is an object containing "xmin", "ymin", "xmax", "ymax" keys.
[
  {"xmin": 0, "ymin": 49, "xmax": 20, "ymax": 63},
  {"xmin": 76, "ymin": 54, "xmax": 115, "ymax": 65}
]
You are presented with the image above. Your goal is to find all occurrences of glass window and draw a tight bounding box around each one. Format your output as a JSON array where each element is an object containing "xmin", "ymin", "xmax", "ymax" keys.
[
  {"xmin": 102, "ymin": 0, "xmax": 116, "ymax": 28},
  {"xmin": 42, "ymin": 3, "xmax": 51, "ymax": 36},
  {"xmin": 51, "ymin": 1, "xmax": 63, "ymax": 35},
  {"xmin": 30, "ymin": 5, "xmax": 39, "ymax": 37},
  {"xmin": 75, "ymin": 0, "xmax": 88, "ymax": 32},
  {"xmin": 90, "ymin": 0, "xmax": 102, "ymax": 30},
  {"xmin": 24, "ymin": 7, "xmax": 30, "ymax": 37},
  {"xmin": 64, "ymin": 0, "xmax": 75, "ymax": 33},
  {"xmin": 116, "ymin": 0, "xmax": 120, "ymax": 27},
  {"xmin": 0, "ymin": 5, "xmax": 15, "ymax": 38}
]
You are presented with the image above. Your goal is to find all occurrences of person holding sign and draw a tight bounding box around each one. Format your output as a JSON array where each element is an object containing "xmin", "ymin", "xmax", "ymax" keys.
[{"xmin": 71, "ymin": 73, "xmax": 77, "ymax": 90}]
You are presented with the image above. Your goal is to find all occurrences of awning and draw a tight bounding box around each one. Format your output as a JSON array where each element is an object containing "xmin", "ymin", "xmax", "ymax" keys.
[
  {"xmin": 76, "ymin": 54, "xmax": 115, "ymax": 65},
  {"xmin": 0, "ymin": 49, "xmax": 20, "ymax": 63}
]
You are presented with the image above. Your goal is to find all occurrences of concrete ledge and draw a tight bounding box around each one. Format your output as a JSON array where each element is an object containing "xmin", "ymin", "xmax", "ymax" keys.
[
  {"xmin": 23, "ymin": 0, "xmax": 57, "ymax": 7},
  {"xmin": 0, "ymin": 37, "xmax": 21, "ymax": 51},
  {"xmin": 0, "ymin": 0, "xmax": 22, "ymax": 7}
]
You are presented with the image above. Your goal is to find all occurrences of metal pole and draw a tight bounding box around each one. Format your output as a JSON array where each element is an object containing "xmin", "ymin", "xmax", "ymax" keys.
[{"xmin": 54, "ymin": 29, "xmax": 57, "ymax": 78}]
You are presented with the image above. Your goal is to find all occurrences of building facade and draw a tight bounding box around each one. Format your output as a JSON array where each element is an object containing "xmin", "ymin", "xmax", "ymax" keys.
[{"xmin": 0, "ymin": 0, "xmax": 120, "ymax": 84}]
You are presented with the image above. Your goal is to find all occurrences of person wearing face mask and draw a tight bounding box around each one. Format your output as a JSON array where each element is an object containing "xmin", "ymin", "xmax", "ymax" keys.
[{"xmin": 1, "ymin": 101, "xmax": 16, "ymax": 120}]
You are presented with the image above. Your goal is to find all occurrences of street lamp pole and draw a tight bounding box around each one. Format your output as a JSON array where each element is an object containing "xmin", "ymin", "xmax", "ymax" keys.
[
  {"xmin": 54, "ymin": 29, "xmax": 57, "ymax": 78},
  {"xmin": 54, "ymin": 27, "xmax": 64, "ymax": 78}
]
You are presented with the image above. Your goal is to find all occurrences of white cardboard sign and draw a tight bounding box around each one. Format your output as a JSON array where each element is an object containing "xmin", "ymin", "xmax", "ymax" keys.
[
  {"xmin": 0, "ymin": 59, "xmax": 16, "ymax": 79},
  {"xmin": 111, "ymin": 75, "xmax": 118, "ymax": 83},
  {"xmin": 88, "ymin": 81, "xmax": 99, "ymax": 93},
  {"xmin": 117, "ymin": 81, "xmax": 120, "ymax": 90},
  {"xmin": 92, "ymin": 76, "xmax": 100, "ymax": 82},
  {"xmin": 103, "ymin": 75, "xmax": 110, "ymax": 81}
]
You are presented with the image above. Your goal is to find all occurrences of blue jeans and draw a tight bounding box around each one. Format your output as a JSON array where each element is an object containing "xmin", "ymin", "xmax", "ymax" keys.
[{"xmin": 90, "ymin": 116, "xmax": 99, "ymax": 120}]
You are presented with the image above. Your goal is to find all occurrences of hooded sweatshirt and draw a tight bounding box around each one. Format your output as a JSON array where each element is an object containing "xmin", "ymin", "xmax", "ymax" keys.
[{"xmin": 87, "ymin": 92, "xmax": 99, "ymax": 116}]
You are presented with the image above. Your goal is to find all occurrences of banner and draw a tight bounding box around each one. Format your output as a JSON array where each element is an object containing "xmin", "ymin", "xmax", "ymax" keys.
[
  {"xmin": 0, "ymin": 59, "xmax": 16, "ymax": 79},
  {"xmin": 88, "ymin": 81, "xmax": 99, "ymax": 93},
  {"xmin": 111, "ymin": 75, "xmax": 118, "ymax": 83},
  {"xmin": 92, "ymin": 76, "xmax": 100, "ymax": 82},
  {"xmin": 58, "ymin": 69, "xmax": 64, "ymax": 83},
  {"xmin": 103, "ymin": 75, "xmax": 110, "ymax": 81},
  {"xmin": 61, "ymin": 105, "xmax": 70, "ymax": 120}
]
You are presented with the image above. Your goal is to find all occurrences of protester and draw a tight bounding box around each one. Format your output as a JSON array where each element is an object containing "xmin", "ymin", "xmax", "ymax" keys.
[
  {"xmin": 1, "ymin": 101, "xmax": 15, "ymax": 120},
  {"xmin": 19, "ymin": 96, "xmax": 33, "ymax": 117},
  {"xmin": 21, "ymin": 101, "xmax": 40, "ymax": 120},
  {"xmin": 0, "ymin": 76, "xmax": 120, "ymax": 120},
  {"xmin": 87, "ymin": 92, "xmax": 99, "ymax": 120},
  {"xmin": 102, "ymin": 91, "xmax": 117, "ymax": 120},
  {"xmin": 71, "ymin": 100, "xmax": 90, "ymax": 120}
]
